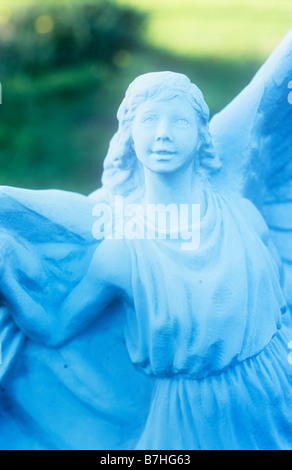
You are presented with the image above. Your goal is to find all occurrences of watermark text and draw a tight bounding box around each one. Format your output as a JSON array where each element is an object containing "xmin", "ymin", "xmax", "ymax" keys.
[{"xmin": 92, "ymin": 197, "xmax": 201, "ymax": 251}]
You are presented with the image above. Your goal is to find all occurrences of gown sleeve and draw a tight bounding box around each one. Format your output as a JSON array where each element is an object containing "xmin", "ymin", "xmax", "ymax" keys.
[{"xmin": 0, "ymin": 186, "xmax": 97, "ymax": 377}]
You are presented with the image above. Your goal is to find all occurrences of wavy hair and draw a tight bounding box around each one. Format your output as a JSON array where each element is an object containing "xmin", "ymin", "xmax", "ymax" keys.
[{"xmin": 91, "ymin": 71, "xmax": 221, "ymax": 204}]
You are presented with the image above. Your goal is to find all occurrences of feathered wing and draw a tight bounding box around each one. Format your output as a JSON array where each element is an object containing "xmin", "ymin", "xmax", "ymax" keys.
[
  {"xmin": 0, "ymin": 187, "xmax": 152, "ymax": 450},
  {"xmin": 209, "ymin": 28, "xmax": 292, "ymax": 310}
]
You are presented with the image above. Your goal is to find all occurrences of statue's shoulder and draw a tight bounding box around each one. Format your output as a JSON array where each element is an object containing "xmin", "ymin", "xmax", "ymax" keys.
[{"xmin": 93, "ymin": 238, "xmax": 132, "ymax": 295}]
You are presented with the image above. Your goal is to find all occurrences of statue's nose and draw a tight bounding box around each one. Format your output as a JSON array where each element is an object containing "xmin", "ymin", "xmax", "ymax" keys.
[{"xmin": 155, "ymin": 119, "xmax": 173, "ymax": 141}]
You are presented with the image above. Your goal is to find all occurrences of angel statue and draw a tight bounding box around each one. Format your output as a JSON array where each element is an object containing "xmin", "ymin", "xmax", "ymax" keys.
[{"xmin": 0, "ymin": 29, "xmax": 291, "ymax": 451}]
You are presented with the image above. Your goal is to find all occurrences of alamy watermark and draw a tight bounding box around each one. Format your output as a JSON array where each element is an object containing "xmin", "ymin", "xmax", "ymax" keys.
[{"xmin": 92, "ymin": 197, "xmax": 201, "ymax": 251}]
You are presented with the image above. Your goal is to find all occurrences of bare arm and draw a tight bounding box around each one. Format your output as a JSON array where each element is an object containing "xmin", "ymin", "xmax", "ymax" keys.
[{"xmin": 0, "ymin": 237, "xmax": 130, "ymax": 348}]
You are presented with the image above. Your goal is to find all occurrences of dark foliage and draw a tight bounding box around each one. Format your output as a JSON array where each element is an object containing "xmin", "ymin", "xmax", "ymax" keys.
[{"xmin": 0, "ymin": 1, "xmax": 146, "ymax": 76}]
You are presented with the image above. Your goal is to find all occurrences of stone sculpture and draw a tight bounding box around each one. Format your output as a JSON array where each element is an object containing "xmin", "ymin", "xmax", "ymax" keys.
[{"xmin": 0, "ymin": 30, "xmax": 292, "ymax": 450}]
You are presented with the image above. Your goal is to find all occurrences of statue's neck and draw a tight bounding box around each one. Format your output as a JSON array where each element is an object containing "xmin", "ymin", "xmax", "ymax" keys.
[{"xmin": 143, "ymin": 166, "xmax": 203, "ymax": 207}]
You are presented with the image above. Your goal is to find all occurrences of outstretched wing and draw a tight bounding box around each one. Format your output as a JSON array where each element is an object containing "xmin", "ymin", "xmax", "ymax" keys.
[
  {"xmin": 209, "ymin": 28, "xmax": 292, "ymax": 310},
  {"xmin": 0, "ymin": 187, "xmax": 152, "ymax": 450}
]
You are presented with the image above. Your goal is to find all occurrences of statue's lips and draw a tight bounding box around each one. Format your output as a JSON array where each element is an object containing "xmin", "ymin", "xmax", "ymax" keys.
[{"xmin": 151, "ymin": 150, "xmax": 177, "ymax": 158}]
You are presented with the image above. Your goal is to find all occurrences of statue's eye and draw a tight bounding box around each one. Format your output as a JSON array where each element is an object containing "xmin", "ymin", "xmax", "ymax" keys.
[
  {"xmin": 143, "ymin": 116, "xmax": 155, "ymax": 124},
  {"xmin": 176, "ymin": 118, "xmax": 189, "ymax": 126}
]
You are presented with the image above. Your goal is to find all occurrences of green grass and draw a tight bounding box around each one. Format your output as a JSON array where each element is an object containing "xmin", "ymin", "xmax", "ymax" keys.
[{"xmin": 115, "ymin": 0, "xmax": 292, "ymax": 60}]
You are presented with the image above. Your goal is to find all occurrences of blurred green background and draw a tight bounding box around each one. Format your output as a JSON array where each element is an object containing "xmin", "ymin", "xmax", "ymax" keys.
[{"xmin": 0, "ymin": 0, "xmax": 291, "ymax": 194}]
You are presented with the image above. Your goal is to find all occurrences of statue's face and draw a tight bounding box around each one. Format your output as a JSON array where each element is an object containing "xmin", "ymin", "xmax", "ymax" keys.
[{"xmin": 132, "ymin": 96, "xmax": 199, "ymax": 174}]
